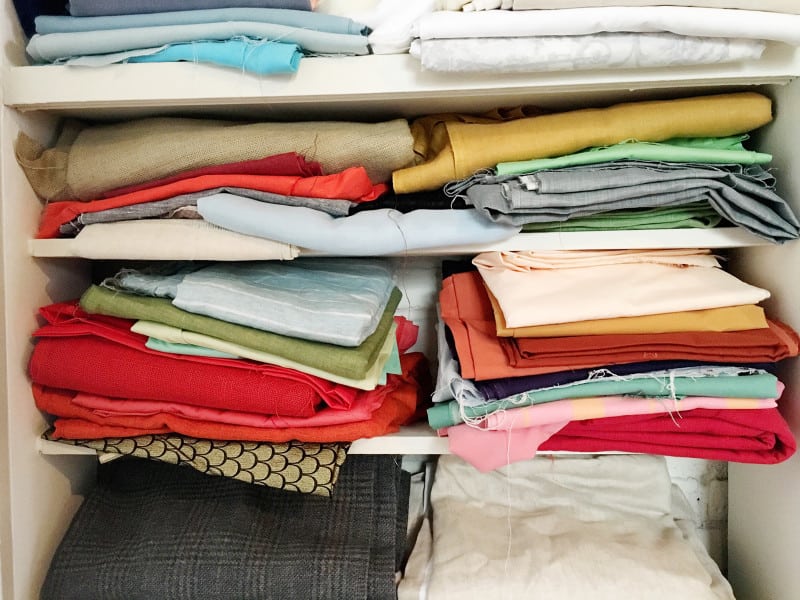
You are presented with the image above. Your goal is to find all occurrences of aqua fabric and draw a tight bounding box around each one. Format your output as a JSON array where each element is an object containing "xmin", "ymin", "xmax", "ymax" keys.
[
  {"xmin": 125, "ymin": 39, "xmax": 301, "ymax": 75},
  {"xmin": 36, "ymin": 8, "xmax": 368, "ymax": 35},
  {"xmin": 496, "ymin": 136, "xmax": 772, "ymax": 176},
  {"xmin": 427, "ymin": 371, "xmax": 780, "ymax": 429}
]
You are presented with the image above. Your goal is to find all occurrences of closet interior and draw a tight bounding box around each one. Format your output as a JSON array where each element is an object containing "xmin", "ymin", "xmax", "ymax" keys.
[{"xmin": 2, "ymin": 1, "xmax": 800, "ymax": 599}]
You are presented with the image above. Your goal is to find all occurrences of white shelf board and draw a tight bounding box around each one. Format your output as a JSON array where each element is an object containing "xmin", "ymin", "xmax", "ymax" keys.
[
  {"xmin": 28, "ymin": 228, "xmax": 771, "ymax": 259},
  {"xmin": 5, "ymin": 44, "xmax": 800, "ymax": 119}
]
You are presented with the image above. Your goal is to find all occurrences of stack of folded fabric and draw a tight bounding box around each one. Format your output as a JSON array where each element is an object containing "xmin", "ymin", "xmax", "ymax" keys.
[
  {"xmin": 394, "ymin": 91, "xmax": 800, "ymax": 243},
  {"xmin": 41, "ymin": 455, "xmax": 409, "ymax": 600},
  {"xmin": 408, "ymin": 4, "xmax": 800, "ymax": 73},
  {"xmin": 23, "ymin": 2, "xmax": 372, "ymax": 74},
  {"xmin": 30, "ymin": 258, "xmax": 432, "ymax": 496},
  {"xmin": 431, "ymin": 249, "xmax": 798, "ymax": 471}
]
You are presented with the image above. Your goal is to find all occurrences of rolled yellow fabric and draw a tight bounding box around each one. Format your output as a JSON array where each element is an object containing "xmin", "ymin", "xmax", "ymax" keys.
[
  {"xmin": 393, "ymin": 91, "xmax": 773, "ymax": 193},
  {"xmin": 486, "ymin": 287, "xmax": 768, "ymax": 338}
]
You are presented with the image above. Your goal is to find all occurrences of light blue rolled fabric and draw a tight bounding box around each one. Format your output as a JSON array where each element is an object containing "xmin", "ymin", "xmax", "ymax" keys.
[
  {"xmin": 173, "ymin": 259, "xmax": 396, "ymax": 347},
  {"xmin": 126, "ymin": 39, "xmax": 302, "ymax": 75},
  {"xmin": 36, "ymin": 8, "xmax": 368, "ymax": 35},
  {"xmin": 197, "ymin": 193, "xmax": 522, "ymax": 255},
  {"xmin": 27, "ymin": 20, "xmax": 369, "ymax": 62}
]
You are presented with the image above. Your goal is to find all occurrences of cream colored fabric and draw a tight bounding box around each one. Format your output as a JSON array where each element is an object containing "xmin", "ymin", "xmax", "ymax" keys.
[
  {"xmin": 17, "ymin": 117, "xmax": 415, "ymax": 201},
  {"xmin": 512, "ymin": 0, "xmax": 800, "ymax": 13},
  {"xmin": 70, "ymin": 220, "xmax": 300, "ymax": 260},
  {"xmin": 398, "ymin": 454, "xmax": 734, "ymax": 600},
  {"xmin": 473, "ymin": 249, "xmax": 770, "ymax": 328},
  {"xmin": 132, "ymin": 319, "xmax": 396, "ymax": 390},
  {"xmin": 392, "ymin": 92, "xmax": 772, "ymax": 193}
]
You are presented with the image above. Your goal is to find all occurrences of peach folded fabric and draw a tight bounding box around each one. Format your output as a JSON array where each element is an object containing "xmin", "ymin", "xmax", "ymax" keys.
[{"xmin": 392, "ymin": 92, "xmax": 772, "ymax": 193}]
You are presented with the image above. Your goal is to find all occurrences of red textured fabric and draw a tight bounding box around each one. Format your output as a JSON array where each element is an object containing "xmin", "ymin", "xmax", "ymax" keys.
[
  {"xmin": 29, "ymin": 301, "xmax": 361, "ymax": 415},
  {"xmin": 37, "ymin": 167, "xmax": 388, "ymax": 238},
  {"xmin": 99, "ymin": 152, "xmax": 324, "ymax": 198},
  {"xmin": 35, "ymin": 352, "xmax": 430, "ymax": 443},
  {"xmin": 538, "ymin": 407, "xmax": 796, "ymax": 464}
]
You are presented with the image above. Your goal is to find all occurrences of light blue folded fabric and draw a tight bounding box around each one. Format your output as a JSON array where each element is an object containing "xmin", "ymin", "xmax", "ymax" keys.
[
  {"xmin": 67, "ymin": 0, "xmax": 313, "ymax": 17},
  {"xmin": 197, "ymin": 193, "xmax": 522, "ymax": 255},
  {"xmin": 172, "ymin": 259, "xmax": 396, "ymax": 347},
  {"xmin": 126, "ymin": 39, "xmax": 302, "ymax": 75},
  {"xmin": 145, "ymin": 337, "xmax": 240, "ymax": 359},
  {"xmin": 27, "ymin": 20, "xmax": 369, "ymax": 62},
  {"xmin": 36, "ymin": 8, "xmax": 368, "ymax": 35}
]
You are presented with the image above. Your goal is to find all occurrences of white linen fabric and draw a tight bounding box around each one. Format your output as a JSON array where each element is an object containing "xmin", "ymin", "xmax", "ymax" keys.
[
  {"xmin": 70, "ymin": 220, "xmax": 299, "ymax": 260},
  {"xmin": 472, "ymin": 249, "xmax": 769, "ymax": 328},
  {"xmin": 350, "ymin": 0, "xmax": 438, "ymax": 54},
  {"xmin": 512, "ymin": 0, "xmax": 800, "ymax": 13},
  {"xmin": 412, "ymin": 7, "xmax": 800, "ymax": 45},
  {"xmin": 398, "ymin": 454, "xmax": 734, "ymax": 600},
  {"xmin": 410, "ymin": 33, "xmax": 765, "ymax": 73}
]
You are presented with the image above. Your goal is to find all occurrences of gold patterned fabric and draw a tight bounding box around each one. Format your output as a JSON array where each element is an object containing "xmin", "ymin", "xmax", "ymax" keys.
[{"xmin": 44, "ymin": 430, "xmax": 349, "ymax": 497}]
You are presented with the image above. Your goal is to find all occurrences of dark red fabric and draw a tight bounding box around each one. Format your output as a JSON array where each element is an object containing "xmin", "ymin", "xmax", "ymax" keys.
[
  {"xmin": 29, "ymin": 301, "xmax": 360, "ymax": 415},
  {"xmin": 37, "ymin": 167, "xmax": 388, "ymax": 238},
  {"xmin": 35, "ymin": 352, "xmax": 430, "ymax": 443},
  {"xmin": 99, "ymin": 152, "xmax": 324, "ymax": 198},
  {"xmin": 538, "ymin": 408, "xmax": 796, "ymax": 464}
]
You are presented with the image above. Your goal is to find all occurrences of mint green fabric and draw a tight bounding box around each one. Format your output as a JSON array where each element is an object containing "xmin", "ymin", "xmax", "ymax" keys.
[
  {"xmin": 145, "ymin": 337, "xmax": 239, "ymax": 359},
  {"xmin": 521, "ymin": 203, "xmax": 722, "ymax": 232},
  {"xmin": 427, "ymin": 372, "xmax": 779, "ymax": 430},
  {"xmin": 80, "ymin": 285, "xmax": 401, "ymax": 380},
  {"xmin": 496, "ymin": 135, "xmax": 772, "ymax": 176}
]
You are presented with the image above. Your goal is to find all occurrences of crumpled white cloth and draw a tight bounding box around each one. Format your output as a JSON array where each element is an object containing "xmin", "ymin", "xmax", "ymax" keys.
[
  {"xmin": 349, "ymin": 0, "xmax": 437, "ymax": 53},
  {"xmin": 412, "ymin": 6, "xmax": 800, "ymax": 45},
  {"xmin": 410, "ymin": 32, "xmax": 765, "ymax": 73},
  {"xmin": 398, "ymin": 454, "xmax": 734, "ymax": 600}
]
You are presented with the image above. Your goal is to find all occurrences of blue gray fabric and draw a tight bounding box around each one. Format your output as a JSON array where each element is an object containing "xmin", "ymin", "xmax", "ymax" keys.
[
  {"xmin": 67, "ymin": 0, "xmax": 313, "ymax": 17},
  {"xmin": 37, "ymin": 8, "xmax": 368, "ymax": 35},
  {"xmin": 197, "ymin": 193, "xmax": 522, "ymax": 255},
  {"xmin": 27, "ymin": 20, "xmax": 370, "ymax": 62},
  {"xmin": 461, "ymin": 161, "xmax": 800, "ymax": 243},
  {"xmin": 40, "ymin": 455, "xmax": 406, "ymax": 600},
  {"xmin": 173, "ymin": 259, "xmax": 395, "ymax": 347}
]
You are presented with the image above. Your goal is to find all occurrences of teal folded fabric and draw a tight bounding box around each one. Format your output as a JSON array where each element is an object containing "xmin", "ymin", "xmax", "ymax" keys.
[
  {"xmin": 427, "ymin": 371, "xmax": 780, "ymax": 430},
  {"xmin": 36, "ymin": 8, "xmax": 368, "ymax": 35},
  {"xmin": 80, "ymin": 285, "xmax": 401, "ymax": 381},
  {"xmin": 125, "ymin": 39, "xmax": 301, "ymax": 75},
  {"xmin": 521, "ymin": 203, "xmax": 722, "ymax": 232},
  {"xmin": 496, "ymin": 136, "xmax": 772, "ymax": 176}
]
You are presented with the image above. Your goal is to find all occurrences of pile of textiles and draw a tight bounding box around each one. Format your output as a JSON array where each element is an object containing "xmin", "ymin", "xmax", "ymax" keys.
[
  {"xmin": 30, "ymin": 258, "xmax": 432, "ymax": 496},
  {"xmin": 399, "ymin": 454, "xmax": 736, "ymax": 599},
  {"xmin": 431, "ymin": 250, "xmax": 798, "ymax": 471},
  {"xmin": 407, "ymin": 2, "xmax": 800, "ymax": 73},
  {"xmin": 394, "ymin": 91, "xmax": 800, "ymax": 243},
  {"xmin": 20, "ymin": 1, "xmax": 373, "ymax": 74},
  {"xmin": 41, "ymin": 455, "xmax": 409, "ymax": 600}
]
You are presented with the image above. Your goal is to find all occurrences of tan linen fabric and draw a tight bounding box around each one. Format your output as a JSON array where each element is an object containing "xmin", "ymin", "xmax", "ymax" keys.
[
  {"xmin": 17, "ymin": 117, "xmax": 415, "ymax": 201},
  {"xmin": 512, "ymin": 0, "xmax": 800, "ymax": 13},
  {"xmin": 392, "ymin": 92, "xmax": 772, "ymax": 193},
  {"xmin": 486, "ymin": 287, "xmax": 768, "ymax": 337}
]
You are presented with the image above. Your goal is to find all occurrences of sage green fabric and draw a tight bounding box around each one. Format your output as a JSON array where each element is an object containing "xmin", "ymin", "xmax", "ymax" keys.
[
  {"xmin": 427, "ymin": 372, "xmax": 780, "ymax": 430},
  {"xmin": 521, "ymin": 203, "xmax": 722, "ymax": 232},
  {"xmin": 496, "ymin": 136, "xmax": 772, "ymax": 176},
  {"xmin": 80, "ymin": 285, "xmax": 401, "ymax": 380}
]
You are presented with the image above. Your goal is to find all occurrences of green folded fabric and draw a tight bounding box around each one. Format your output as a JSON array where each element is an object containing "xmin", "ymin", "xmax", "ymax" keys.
[
  {"xmin": 427, "ymin": 372, "xmax": 779, "ymax": 430},
  {"xmin": 80, "ymin": 285, "xmax": 401, "ymax": 380},
  {"xmin": 496, "ymin": 135, "xmax": 772, "ymax": 176},
  {"xmin": 521, "ymin": 203, "xmax": 722, "ymax": 232}
]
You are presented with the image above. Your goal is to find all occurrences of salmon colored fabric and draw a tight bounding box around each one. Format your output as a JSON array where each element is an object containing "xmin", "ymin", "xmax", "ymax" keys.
[
  {"xmin": 37, "ymin": 167, "xmax": 387, "ymax": 238},
  {"xmin": 440, "ymin": 271, "xmax": 799, "ymax": 381},
  {"xmin": 35, "ymin": 352, "xmax": 430, "ymax": 443},
  {"xmin": 99, "ymin": 152, "xmax": 324, "ymax": 198}
]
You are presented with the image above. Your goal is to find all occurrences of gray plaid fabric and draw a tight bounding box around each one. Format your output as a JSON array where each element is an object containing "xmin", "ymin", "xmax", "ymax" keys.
[
  {"xmin": 463, "ymin": 161, "xmax": 800, "ymax": 243},
  {"xmin": 41, "ymin": 455, "xmax": 406, "ymax": 600}
]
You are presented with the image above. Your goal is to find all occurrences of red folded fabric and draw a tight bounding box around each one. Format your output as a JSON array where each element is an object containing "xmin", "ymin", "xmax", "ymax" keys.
[
  {"xmin": 99, "ymin": 152, "xmax": 324, "ymax": 198},
  {"xmin": 441, "ymin": 270, "xmax": 799, "ymax": 380},
  {"xmin": 29, "ymin": 301, "xmax": 360, "ymax": 416},
  {"xmin": 538, "ymin": 408, "xmax": 796, "ymax": 464},
  {"xmin": 38, "ymin": 167, "xmax": 388, "ymax": 238},
  {"xmin": 35, "ymin": 352, "xmax": 430, "ymax": 443}
]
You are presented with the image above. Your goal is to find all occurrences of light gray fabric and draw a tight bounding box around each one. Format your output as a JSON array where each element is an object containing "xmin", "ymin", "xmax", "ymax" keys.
[{"xmin": 67, "ymin": 0, "xmax": 312, "ymax": 17}]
